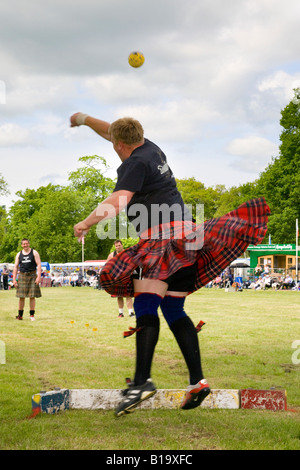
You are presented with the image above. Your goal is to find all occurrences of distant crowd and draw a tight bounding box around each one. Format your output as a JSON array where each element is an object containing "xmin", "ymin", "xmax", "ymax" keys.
[
  {"xmin": 206, "ymin": 265, "xmax": 300, "ymax": 291},
  {"xmin": 1, "ymin": 265, "xmax": 299, "ymax": 291},
  {"xmin": 0, "ymin": 267, "xmax": 102, "ymax": 290},
  {"xmin": 48, "ymin": 271, "xmax": 101, "ymax": 288}
]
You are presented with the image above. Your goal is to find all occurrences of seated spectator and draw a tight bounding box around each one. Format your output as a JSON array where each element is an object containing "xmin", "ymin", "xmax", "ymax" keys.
[
  {"xmin": 264, "ymin": 274, "xmax": 272, "ymax": 289},
  {"xmin": 51, "ymin": 274, "xmax": 56, "ymax": 287},
  {"xmin": 255, "ymin": 264, "xmax": 262, "ymax": 276},
  {"xmin": 223, "ymin": 268, "xmax": 233, "ymax": 288},
  {"xmin": 282, "ymin": 274, "xmax": 293, "ymax": 290},
  {"xmin": 271, "ymin": 276, "xmax": 283, "ymax": 290},
  {"xmin": 89, "ymin": 275, "xmax": 98, "ymax": 287},
  {"xmin": 71, "ymin": 273, "xmax": 79, "ymax": 286},
  {"xmin": 214, "ymin": 275, "xmax": 223, "ymax": 287},
  {"xmin": 243, "ymin": 277, "xmax": 251, "ymax": 289},
  {"xmin": 252, "ymin": 276, "xmax": 265, "ymax": 290},
  {"xmin": 262, "ymin": 264, "xmax": 270, "ymax": 275}
]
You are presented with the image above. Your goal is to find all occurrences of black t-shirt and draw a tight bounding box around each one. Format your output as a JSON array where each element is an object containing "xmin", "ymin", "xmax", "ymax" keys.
[
  {"xmin": 19, "ymin": 249, "xmax": 37, "ymax": 273},
  {"xmin": 113, "ymin": 139, "xmax": 191, "ymax": 234}
]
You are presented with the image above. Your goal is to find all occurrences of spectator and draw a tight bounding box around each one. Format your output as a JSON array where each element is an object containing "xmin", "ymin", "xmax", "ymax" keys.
[
  {"xmin": 71, "ymin": 273, "xmax": 79, "ymax": 287},
  {"xmin": 282, "ymin": 274, "xmax": 293, "ymax": 290},
  {"xmin": 13, "ymin": 238, "xmax": 42, "ymax": 321},
  {"xmin": 107, "ymin": 240, "xmax": 135, "ymax": 317},
  {"xmin": 262, "ymin": 264, "xmax": 270, "ymax": 275},
  {"xmin": 2, "ymin": 265, "xmax": 9, "ymax": 290},
  {"xmin": 263, "ymin": 274, "xmax": 272, "ymax": 289},
  {"xmin": 255, "ymin": 264, "xmax": 262, "ymax": 276}
]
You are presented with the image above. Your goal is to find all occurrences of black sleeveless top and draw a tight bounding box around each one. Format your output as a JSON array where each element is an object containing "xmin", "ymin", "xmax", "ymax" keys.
[{"xmin": 19, "ymin": 249, "xmax": 37, "ymax": 273}]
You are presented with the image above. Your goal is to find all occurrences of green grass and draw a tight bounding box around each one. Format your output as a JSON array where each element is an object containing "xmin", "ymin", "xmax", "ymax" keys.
[{"xmin": 0, "ymin": 286, "xmax": 299, "ymax": 450}]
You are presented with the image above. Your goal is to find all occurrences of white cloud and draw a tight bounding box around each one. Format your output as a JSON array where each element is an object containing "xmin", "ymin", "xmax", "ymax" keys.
[
  {"xmin": 257, "ymin": 70, "xmax": 300, "ymax": 102},
  {"xmin": 5, "ymin": 75, "xmax": 77, "ymax": 116},
  {"xmin": 0, "ymin": 123, "xmax": 31, "ymax": 147},
  {"xmin": 226, "ymin": 136, "xmax": 278, "ymax": 173},
  {"xmin": 0, "ymin": 80, "xmax": 5, "ymax": 104},
  {"xmin": 32, "ymin": 115, "xmax": 65, "ymax": 137},
  {"xmin": 84, "ymin": 75, "xmax": 151, "ymax": 104}
]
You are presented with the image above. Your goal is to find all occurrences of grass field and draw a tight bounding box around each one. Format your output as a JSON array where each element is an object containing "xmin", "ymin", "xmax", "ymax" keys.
[{"xmin": 0, "ymin": 286, "xmax": 299, "ymax": 450}]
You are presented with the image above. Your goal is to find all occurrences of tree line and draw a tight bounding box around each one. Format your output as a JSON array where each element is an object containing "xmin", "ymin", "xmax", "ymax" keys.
[{"xmin": 0, "ymin": 92, "xmax": 299, "ymax": 263}]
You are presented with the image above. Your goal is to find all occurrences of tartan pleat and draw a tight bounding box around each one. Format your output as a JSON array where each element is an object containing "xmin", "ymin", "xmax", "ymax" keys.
[
  {"xmin": 16, "ymin": 272, "xmax": 42, "ymax": 298},
  {"xmin": 100, "ymin": 197, "xmax": 270, "ymax": 297}
]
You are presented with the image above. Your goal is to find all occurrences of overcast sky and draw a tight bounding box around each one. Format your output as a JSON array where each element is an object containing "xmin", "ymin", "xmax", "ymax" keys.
[{"xmin": 1, "ymin": 0, "xmax": 300, "ymax": 209}]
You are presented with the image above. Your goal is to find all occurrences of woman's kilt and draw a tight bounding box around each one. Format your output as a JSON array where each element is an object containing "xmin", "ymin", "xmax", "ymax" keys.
[
  {"xmin": 16, "ymin": 271, "xmax": 42, "ymax": 298},
  {"xmin": 100, "ymin": 197, "xmax": 270, "ymax": 298}
]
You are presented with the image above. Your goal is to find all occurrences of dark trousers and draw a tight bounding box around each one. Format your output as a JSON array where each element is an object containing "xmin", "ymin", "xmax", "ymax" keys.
[{"xmin": 3, "ymin": 276, "xmax": 8, "ymax": 290}]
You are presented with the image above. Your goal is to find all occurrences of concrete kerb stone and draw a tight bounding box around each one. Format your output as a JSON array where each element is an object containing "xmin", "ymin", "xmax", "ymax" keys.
[{"xmin": 30, "ymin": 387, "xmax": 287, "ymax": 416}]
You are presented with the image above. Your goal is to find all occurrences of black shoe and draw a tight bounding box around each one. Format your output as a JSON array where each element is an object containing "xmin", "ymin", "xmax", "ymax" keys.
[
  {"xmin": 16, "ymin": 315, "xmax": 23, "ymax": 320},
  {"xmin": 118, "ymin": 313, "xmax": 124, "ymax": 318},
  {"xmin": 115, "ymin": 379, "xmax": 156, "ymax": 417}
]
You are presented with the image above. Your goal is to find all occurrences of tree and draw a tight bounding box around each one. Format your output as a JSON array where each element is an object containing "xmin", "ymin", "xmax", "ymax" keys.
[
  {"xmin": 0, "ymin": 172, "xmax": 9, "ymax": 196},
  {"xmin": 256, "ymin": 89, "xmax": 300, "ymax": 243},
  {"xmin": 176, "ymin": 177, "xmax": 227, "ymax": 220},
  {"xmin": 0, "ymin": 206, "xmax": 7, "ymax": 250},
  {"xmin": 214, "ymin": 181, "xmax": 260, "ymax": 217},
  {"xmin": 68, "ymin": 154, "xmax": 124, "ymax": 255},
  {"xmin": 0, "ymin": 184, "xmax": 60, "ymax": 262},
  {"xmin": 68, "ymin": 155, "xmax": 115, "ymax": 199}
]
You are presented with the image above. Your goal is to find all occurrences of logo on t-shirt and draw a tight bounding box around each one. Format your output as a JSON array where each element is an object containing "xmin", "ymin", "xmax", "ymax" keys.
[{"xmin": 157, "ymin": 161, "xmax": 169, "ymax": 175}]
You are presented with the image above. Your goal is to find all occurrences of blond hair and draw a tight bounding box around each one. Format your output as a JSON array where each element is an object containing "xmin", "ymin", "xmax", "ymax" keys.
[{"xmin": 109, "ymin": 117, "xmax": 144, "ymax": 145}]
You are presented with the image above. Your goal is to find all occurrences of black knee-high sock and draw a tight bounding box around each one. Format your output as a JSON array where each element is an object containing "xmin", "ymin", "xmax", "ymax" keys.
[
  {"xmin": 170, "ymin": 316, "xmax": 204, "ymax": 384},
  {"xmin": 134, "ymin": 315, "xmax": 160, "ymax": 386}
]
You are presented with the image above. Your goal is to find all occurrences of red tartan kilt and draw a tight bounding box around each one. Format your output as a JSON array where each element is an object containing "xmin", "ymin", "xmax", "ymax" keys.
[{"xmin": 100, "ymin": 198, "xmax": 270, "ymax": 297}]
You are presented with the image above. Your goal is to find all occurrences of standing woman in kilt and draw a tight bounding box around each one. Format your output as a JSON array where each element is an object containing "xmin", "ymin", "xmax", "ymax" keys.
[
  {"xmin": 13, "ymin": 238, "xmax": 42, "ymax": 321},
  {"xmin": 70, "ymin": 113, "xmax": 270, "ymax": 417}
]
